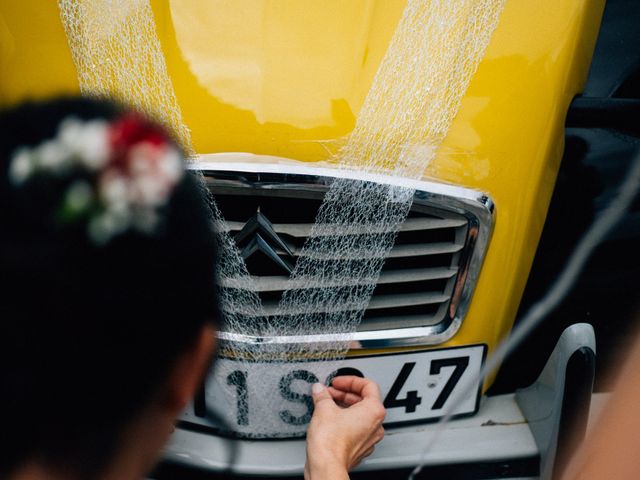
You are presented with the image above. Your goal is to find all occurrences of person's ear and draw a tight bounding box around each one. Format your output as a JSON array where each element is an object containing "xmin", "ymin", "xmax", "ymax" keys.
[{"xmin": 162, "ymin": 323, "xmax": 216, "ymax": 414}]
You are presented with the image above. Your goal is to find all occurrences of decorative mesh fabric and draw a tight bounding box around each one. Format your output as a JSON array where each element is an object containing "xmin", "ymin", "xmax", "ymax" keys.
[
  {"xmin": 59, "ymin": 0, "xmax": 191, "ymax": 149},
  {"xmin": 59, "ymin": 0, "xmax": 504, "ymax": 436},
  {"xmin": 59, "ymin": 0, "xmax": 266, "ymax": 344}
]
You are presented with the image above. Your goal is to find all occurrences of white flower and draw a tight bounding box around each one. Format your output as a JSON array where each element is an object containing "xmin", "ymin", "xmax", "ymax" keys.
[
  {"xmin": 74, "ymin": 120, "xmax": 110, "ymax": 170},
  {"xmin": 158, "ymin": 147, "xmax": 183, "ymax": 183},
  {"xmin": 37, "ymin": 140, "xmax": 70, "ymax": 172},
  {"xmin": 127, "ymin": 144, "xmax": 183, "ymax": 207},
  {"xmin": 9, "ymin": 148, "xmax": 34, "ymax": 185},
  {"xmin": 99, "ymin": 172, "xmax": 130, "ymax": 205},
  {"xmin": 129, "ymin": 143, "xmax": 155, "ymax": 176},
  {"xmin": 134, "ymin": 173, "xmax": 167, "ymax": 207},
  {"xmin": 57, "ymin": 117, "xmax": 110, "ymax": 170},
  {"xmin": 58, "ymin": 117, "xmax": 84, "ymax": 149}
]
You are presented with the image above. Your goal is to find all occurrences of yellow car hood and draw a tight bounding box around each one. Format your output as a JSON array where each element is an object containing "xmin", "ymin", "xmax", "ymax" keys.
[{"xmin": 0, "ymin": 0, "xmax": 604, "ymax": 365}]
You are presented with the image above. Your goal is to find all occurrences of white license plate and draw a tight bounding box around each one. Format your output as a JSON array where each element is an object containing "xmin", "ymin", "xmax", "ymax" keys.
[{"xmin": 180, "ymin": 345, "xmax": 486, "ymax": 438}]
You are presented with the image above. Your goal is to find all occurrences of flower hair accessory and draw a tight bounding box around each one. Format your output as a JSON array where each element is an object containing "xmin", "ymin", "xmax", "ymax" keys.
[{"xmin": 9, "ymin": 113, "xmax": 184, "ymax": 245}]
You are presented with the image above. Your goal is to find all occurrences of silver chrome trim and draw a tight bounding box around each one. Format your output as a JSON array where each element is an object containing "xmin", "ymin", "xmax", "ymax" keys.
[{"xmin": 190, "ymin": 154, "xmax": 495, "ymax": 349}]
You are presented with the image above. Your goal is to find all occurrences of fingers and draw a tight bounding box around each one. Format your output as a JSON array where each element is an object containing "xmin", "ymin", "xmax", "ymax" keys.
[
  {"xmin": 311, "ymin": 383, "xmax": 335, "ymax": 409},
  {"xmin": 328, "ymin": 386, "xmax": 362, "ymax": 406},
  {"xmin": 329, "ymin": 375, "xmax": 382, "ymax": 401},
  {"xmin": 329, "ymin": 376, "xmax": 386, "ymax": 424}
]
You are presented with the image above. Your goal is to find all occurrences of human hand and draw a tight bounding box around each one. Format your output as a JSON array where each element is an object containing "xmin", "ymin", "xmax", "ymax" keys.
[{"xmin": 304, "ymin": 376, "xmax": 386, "ymax": 480}]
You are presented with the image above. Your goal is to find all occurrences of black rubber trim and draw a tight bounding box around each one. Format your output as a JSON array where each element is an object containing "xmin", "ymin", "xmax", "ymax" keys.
[
  {"xmin": 566, "ymin": 97, "xmax": 640, "ymax": 135},
  {"xmin": 553, "ymin": 346, "xmax": 596, "ymax": 479},
  {"xmin": 151, "ymin": 455, "xmax": 540, "ymax": 480}
]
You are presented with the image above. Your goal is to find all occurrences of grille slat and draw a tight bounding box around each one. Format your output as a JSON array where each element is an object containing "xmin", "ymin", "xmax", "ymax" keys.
[
  {"xmin": 360, "ymin": 311, "xmax": 447, "ymax": 330},
  {"xmin": 218, "ymin": 266, "xmax": 458, "ymax": 292},
  {"xmin": 225, "ymin": 291, "xmax": 451, "ymax": 317},
  {"xmin": 368, "ymin": 292, "xmax": 451, "ymax": 309},
  {"xmin": 287, "ymin": 242, "xmax": 463, "ymax": 260},
  {"xmin": 224, "ymin": 217, "xmax": 466, "ymax": 237}
]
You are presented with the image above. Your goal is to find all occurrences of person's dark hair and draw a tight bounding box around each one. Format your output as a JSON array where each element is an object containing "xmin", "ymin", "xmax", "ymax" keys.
[{"xmin": 0, "ymin": 97, "xmax": 218, "ymax": 477}]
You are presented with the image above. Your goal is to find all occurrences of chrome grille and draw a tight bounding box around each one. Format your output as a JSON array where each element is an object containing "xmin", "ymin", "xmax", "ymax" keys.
[{"xmin": 197, "ymin": 160, "xmax": 493, "ymax": 347}]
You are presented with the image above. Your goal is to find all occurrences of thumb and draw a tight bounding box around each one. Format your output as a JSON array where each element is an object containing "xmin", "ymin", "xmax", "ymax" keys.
[{"xmin": 311, "ymin": 383, "xmax": 334, "ymax": 408}]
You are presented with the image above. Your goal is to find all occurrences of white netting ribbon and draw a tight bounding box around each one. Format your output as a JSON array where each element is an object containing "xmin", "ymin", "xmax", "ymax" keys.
[{"xmin": 59, "ymin": 0, "xmax": 504, "ymax": 437}]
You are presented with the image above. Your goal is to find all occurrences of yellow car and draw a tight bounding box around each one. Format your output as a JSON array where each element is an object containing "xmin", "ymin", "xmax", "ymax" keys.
[{"xmin": 3, "ymin": 1, "xmax": 628, "ymax": 478}]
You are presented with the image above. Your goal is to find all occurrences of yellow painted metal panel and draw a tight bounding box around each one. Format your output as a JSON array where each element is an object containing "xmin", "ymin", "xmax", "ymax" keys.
[
  {"xmin": 0, "ymin": 1, "xmax": 605, "ymax": 388},
  {"xmin": 0, "ymin": 1, "xmax": 78, "ymax": 104}
]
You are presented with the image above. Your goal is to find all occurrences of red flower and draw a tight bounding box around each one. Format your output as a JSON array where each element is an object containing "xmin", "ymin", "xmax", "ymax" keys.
[{"xmin": 108, "ymin": 113, "xmax": 169, "ymax": 170}]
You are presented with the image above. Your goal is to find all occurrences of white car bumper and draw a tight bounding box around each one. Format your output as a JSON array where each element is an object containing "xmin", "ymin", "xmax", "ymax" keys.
[{"xmin": 160, "ymin": 323, "xmax": 596, "ymax": 480}]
